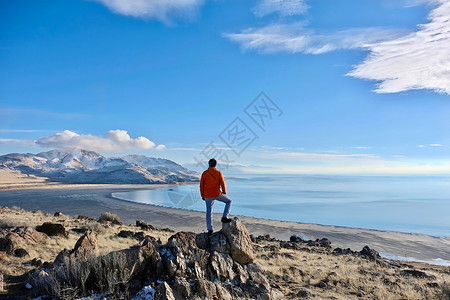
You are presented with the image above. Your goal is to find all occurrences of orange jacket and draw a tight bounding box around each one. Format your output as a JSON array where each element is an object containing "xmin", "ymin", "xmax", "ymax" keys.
[{"xmin": 200, "ymin": 167, "xmax": 227, "ymax": 199}]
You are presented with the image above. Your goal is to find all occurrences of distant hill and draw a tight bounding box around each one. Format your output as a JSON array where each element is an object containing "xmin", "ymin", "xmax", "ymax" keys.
[{"xmin": 0, "ymin": 149, "xmax": 199, "ymax": 184}]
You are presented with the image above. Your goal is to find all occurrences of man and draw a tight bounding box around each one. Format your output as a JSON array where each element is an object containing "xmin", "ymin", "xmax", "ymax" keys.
[{"xmin": 200, "ymin": 158, "xmax": 232, "ymax": 235}]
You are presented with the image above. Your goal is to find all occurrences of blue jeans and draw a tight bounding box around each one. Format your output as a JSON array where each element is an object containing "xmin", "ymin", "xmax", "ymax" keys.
[{"xmin": 204, "ymin": 194, "xmax": 232, "ymax": 231}]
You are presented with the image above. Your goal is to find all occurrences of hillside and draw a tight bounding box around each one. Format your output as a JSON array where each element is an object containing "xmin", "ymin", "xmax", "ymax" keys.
[
  {"xmin": 0, "ymin": 150, "xmax": 199, "ymax": 185},
  {"xmin": 0, "ymin": 206, "xmax": 449, "ymax": 299}
]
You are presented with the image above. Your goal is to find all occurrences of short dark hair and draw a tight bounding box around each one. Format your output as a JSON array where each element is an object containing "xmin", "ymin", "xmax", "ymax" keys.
[{"xmin": 208, "ymin": 158, "xmax": 217, "ymax": 167}]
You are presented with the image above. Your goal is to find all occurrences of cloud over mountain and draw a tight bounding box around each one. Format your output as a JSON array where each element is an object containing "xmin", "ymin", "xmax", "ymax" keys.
[{"xmin": 36, "ymin": 130, "xmax": 164, "ymax": 152}]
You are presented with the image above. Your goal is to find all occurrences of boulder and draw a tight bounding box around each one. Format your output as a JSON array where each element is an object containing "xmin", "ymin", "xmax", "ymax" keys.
[
  {"xmin": 118, "ymin": 230, "xmax": 136, "ymax": 239},
  {"xmin": 54, "ymin": 212, "xmax": 64, "ymax": 217},
  {"xmin": 209, "ymin": 252, "xmax": 235, "ymax": 281},
  {"xmin": 136, "ymin": 220, "xmax": 156, "ymax": 231},
  {"xmin": 14, "ymin": 248, "xmax": 29, "ymax": 258},
  {"xmin": 13, "ymin": 227, "xmax": 49, "ymax": 244},
  {"xmin": 215, "ymin": 282, "xmax": 233, "ymax": 300},
  {"xmin": 77, "ymin": 215, "xmax": 96, "ymax": 221},
  {"xmin": 195, "ymin": 232, "xmax": 209, "ymax": 250},
  {"xmin": 0, "ymin": 272, "xmax": 3, "ymax": 292},
  {"xmin": 167, "ymin": 232, "xmax": 197, "ymax": 254},
  {"xmin": 30, "ymin": 257, "xmax": 44, "ymax": 267},
  {"xmin": 171, "ymin": 277, "xmax": 192, "ymax": 298},
  {"xmin": 0, "ymin": 227, "xmax": 48, "ymax": 255},
  {"xmin": 359, "ymin": 245, "xmax": 380, "ymax": 261},
  {"xmin": 195, "ymin": 278, "xmax": 218, "ymax": 299},
  {"xmin": 210, "ymin": 232, "xmax": 230, "ymax": 253},
  {"xmin": 156, "ymin": 281, "xmax": 175, "ymax": 300},
  {"xmin": 221, "ymin": 218, "xmax": 254, "ymax": 264},
  {"xmin": 36, "ymin": 222, "xmax": 68, "ymax": 237},
  {"xmin": 72, "ymin": 230, "xmax": 100, "ymax": 260}
]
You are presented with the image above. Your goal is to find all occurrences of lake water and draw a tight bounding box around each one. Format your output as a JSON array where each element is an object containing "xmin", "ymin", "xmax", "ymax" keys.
[{"xmin": 112, "ymin": 174, "xmax": 450, "ymax": 237}]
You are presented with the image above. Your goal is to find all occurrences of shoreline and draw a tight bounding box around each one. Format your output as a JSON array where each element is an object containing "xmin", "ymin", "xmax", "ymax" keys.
[{"xmin": 0, "ymin": 183, "xmax": 449, "ymax": 265}]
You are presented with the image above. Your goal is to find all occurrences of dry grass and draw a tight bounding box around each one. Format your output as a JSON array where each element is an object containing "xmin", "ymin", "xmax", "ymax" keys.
[
  {"xmin": 255, "ymin": 239, "xmax": 450, "ymax": 300},
  {"xmin": 0, "ymin": 206, "xmax": 170, "ymax": 278},
  {"xmin": 2, "ymin": 206, "xmax": 449, "ymax": 299}
]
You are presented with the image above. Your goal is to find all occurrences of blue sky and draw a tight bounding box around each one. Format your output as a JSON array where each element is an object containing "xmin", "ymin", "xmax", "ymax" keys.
[{"xmin": 1, "ymin": 0, "xmax": 449, "ymax": 174}]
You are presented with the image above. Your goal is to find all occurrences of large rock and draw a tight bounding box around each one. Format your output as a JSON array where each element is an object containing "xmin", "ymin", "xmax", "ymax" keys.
[
  {"xmin": 0, "ymin": 272, "xmax": 3, "ymax": 292},
  {"xmin": 136, "ymin": 220, "xmax": 156, "ymax": 231},
  {"xmin": 195, "ymin": 231, "xmax": 230, "ymax": 253},
  {"xmin": 171, "ymin": 277, "xmax": 192, "ymax": 298},
  {"xmin": 36, "ymin": 222, "xmax": 68, "ymax": 237},
  {"xmin": 156, "ymin": 281, "xmax": 175, "ymax": 300},
  {"xmin": 0, "ymin": 227, "xmax": 49, "ymax": 255},
  {"xmin": 221, "ymin": 217, "xmax": 254, "ymax": 264},
  {"xmin": 359, "ymin": 245, "xmax": 380, "ymax": 261},
  {"xmin": 209, "ymin": 252, "xmax": 235, "ymax": 281},
  {"xmin": 195, "ymin": 278, "xmax": 218, "ymax": 299},
  {"xmin": 72, "ymin": 230, "xmax": 100, "ymax": 260}
]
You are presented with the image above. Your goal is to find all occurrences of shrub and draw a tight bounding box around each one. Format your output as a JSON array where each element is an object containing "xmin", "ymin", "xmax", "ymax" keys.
[
  {"xmin": 0, "ymin": 219, "xmax": 19, "ymax": 229},
  {"xmin": 32, "ymin": 251, "xmax": 131, "ymax": 298},
  {"xmin": 98, "ymin": 212, "xmax": 121, "ymax": 224},
  {"xmin": 441, "ymin": 282, "xmax": 450, "ymax": 300}
]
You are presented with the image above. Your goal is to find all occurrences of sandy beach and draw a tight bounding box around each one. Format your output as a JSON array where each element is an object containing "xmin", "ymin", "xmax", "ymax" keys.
[{"xmin": 1, "ymin": 171, "xmax": 449, "ymax": 265}]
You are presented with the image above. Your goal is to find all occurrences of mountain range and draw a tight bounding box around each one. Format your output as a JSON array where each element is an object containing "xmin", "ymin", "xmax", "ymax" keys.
[{"xmin": 0, "ymin": 150, "xmax": 199, "ymax": 184}]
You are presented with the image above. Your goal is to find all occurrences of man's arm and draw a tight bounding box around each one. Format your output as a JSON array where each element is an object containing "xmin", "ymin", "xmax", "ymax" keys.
[
  {"xmin": 219, "ymin": 172, "xmax": 227, "ymax": 195},
  {"xmin": 200, "ymin": 173, "xmax": 205, "ymax": 199}
]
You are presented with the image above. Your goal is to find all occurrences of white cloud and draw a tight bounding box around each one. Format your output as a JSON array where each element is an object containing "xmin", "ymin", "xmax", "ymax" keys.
[
  {"xmin": 92, "ymin": 0, "xmax": 204, "ymax": 22},
  {"xmin": 418, "ymin": 144, "xmax": 426, "ymax": 148},
  {"xmin": 254, "ymin": 0, "xmax": 308, "ymax": 17},
  {"xmin": 430, "ymin": 143, "xmax": 443, "ymax": 147},
  {"xmin": 348, "ymin": 0, "xmax": 450, "ymax": 94},
  {"xmin": 36, "ymin": 130, "xmax": 165, "ymax": 152},
  {"xmin": 224, "ymin": 22, "xmax": 407, "ymax": 55}
]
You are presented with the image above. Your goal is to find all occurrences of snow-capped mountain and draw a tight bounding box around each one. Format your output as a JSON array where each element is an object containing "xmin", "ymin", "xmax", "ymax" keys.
[{"xmin": 0, "ymin": 150, "xmax": 199, "ymax": 184}]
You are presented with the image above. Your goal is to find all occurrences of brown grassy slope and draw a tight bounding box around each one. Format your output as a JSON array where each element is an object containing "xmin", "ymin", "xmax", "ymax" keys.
[
  {"xmin": 0, "ymin": 206, "xmax": 449, "ymax": 299},
  {"xmin": 253, "ymin": 237, "xmax": 450, "ymax": 299},
  {"xmin": 0, "ymin": 206, "xmax": 173, "ymax": 278}
]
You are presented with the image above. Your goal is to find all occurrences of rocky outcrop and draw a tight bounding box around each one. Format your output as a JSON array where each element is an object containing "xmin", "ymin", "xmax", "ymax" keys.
[
  {"xmin": 155, "ymin": 281, "xmax": 175, "ymax": 300},
  {"xmin": 0, "ymin": 227, "xmax": 49, "ymax": 255},
  {"xmin": 136, "ymin": 220, "xmax": 156, "ymax": 231},
  {"xmin": 29, "ymin": 218, "xmax": 281, "ymax": 299},
  {"xmin": 72, "ymin": 230, "xmax": 100, "ymax": 260},
  {"xmin": 36, "ymin": 222, "xmax": 68, "ymax": 237},
  {"xmin": 222, "ymin": 217, "xmax": 255, "ymax": 264},
  {"xmin": 54, "ymin": 230, "xmax": 100, "ymax": 266},
  {"xmin": 360, "ymin": 245, "xmax": 380, "ymax": 261}
]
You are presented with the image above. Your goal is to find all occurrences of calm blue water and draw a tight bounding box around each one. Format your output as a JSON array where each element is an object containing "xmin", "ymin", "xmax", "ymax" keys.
[{"xmin": 112, "ymin": 174, "xmax": 450, "ymax": 237}]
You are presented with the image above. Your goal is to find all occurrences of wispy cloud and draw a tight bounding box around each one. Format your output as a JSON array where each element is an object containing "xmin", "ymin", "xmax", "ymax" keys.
[
  {"xmin": 430, "ymin": 143, "xmax": 444, "ymax": 147},
  {"xmin": 92, "ymin": 0, "xmax": 204, "ymax": 22},
  {"xmin": 227, "ymin": 0, "xmax": 449, "ymax": 95},
  {"xmin": 224, "ymin": 22, "xmax": 407, "ymax": 55},
  {"xmin": 348, "ymin": 0, "xmax": 450, "ymax": 94},
  {"xmin": 254, "ymin": 0, "xmax": 308, "ymax": 17},
  {"xmin": 35, "ymin": 129, "xmax": 165, "ymax": 152}
]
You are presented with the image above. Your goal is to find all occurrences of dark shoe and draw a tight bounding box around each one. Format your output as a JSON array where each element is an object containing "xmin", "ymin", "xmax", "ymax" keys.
[
  {"xmin": 221, "ymin": 217, "xmax": 232, "ymax": 223},
  {"xmin": 208, "ymin": 230, "xmax": 213, "ymax": 236}
]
